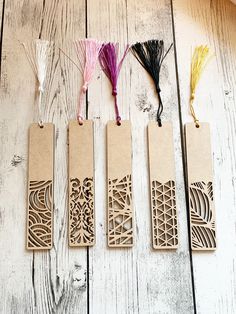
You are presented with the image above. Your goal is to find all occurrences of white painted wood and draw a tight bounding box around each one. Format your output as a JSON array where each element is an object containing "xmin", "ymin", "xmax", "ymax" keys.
[
  {"xmin": 173, "ymin": 0, "xmax": 236, "ymax": 312},
  {"xmin": 2, "ymin": 0, "xmax": 235, "ymax": 312},
  {"xmin": 0, "ymin": 1, "xmax": 87, "ymax": 313},
  {"xmin": 87, "ymin": 0, "xmax": 194, "ymax": 313}
]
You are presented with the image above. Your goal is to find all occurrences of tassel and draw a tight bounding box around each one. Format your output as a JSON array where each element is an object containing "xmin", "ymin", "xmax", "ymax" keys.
[
  {"xmin": 22, "ymin": 40, "xmax": 53, "ymax": 127},
  {"xmin": 190, "ymin": 45, "xmax": 211, "ymax": 127},
  {"xmin": 99, "ymin": 43, "xmax": 129, "ymax": 125},
  {"xmin": 131, "ymin": 40, "xmax": 172, "ymax": 127},
  {"xmin": 74, "ymin": 39, "xmax": 103, "ymax": 124}
]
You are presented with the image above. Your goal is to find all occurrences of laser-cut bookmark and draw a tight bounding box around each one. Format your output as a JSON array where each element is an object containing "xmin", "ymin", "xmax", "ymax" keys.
[
  {"xmin": 132, "ymin": 40, "xmax": 178, "ymax": 249},
  {"xmin": 67, "ymin": 39, "xmax": 102, "ymax": 247},
  {"xmin": 99, "ymin": 43, "xmax": 133, "ymax": 247},
  {"xmin": 22, "ymin": 40, "xmax": 54, "ymax": 250},
  {"xmin": 185, "ymin": 46, "xmax": 216, "ymax": 250}
]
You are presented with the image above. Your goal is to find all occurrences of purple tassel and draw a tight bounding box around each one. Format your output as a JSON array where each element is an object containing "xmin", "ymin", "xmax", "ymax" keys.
[{"xmin": 99, "ymin": 43, "xmax": 129, "ymax": 125}]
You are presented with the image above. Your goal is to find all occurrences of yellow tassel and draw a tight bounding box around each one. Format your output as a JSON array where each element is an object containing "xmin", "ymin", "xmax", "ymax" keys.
[{"xmin": 190, "ymin": 45, "xmax": 211, "ymax": 127}]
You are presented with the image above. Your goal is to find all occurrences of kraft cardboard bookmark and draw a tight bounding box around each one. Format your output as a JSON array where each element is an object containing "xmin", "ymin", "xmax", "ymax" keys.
[
  {"xmin": 67, "ymin": 39, "xmax": 102, "ymax": 247},
  {"xmin": 99, "ymin": 43, "xmax": 134, "ymax": 247},
  {"xmin": 132, "ymin": 40, "xmax": 178, "ymax": 249},
  {"xmin": 22, "ymin": 40, "xmax": 54, "ymax": 250},
  {"xmin": 185, "ymin": 46, "xmax": 216, "ymax": 250}
]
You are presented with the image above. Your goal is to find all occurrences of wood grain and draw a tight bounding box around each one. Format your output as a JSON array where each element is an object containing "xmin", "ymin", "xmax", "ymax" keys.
[
  {"xmin": 148, "ymin": 122, "xmax": 178, "ymax": 249},
  {"xmin": 27, "ymin": 123, "xmax": 54, "ymax": 250},
  {"xmin": 0, "ymin": 0, "xmax": 87, "ymax": 313},
  {"xmin": 87, "ymin": 0, "xmax": 194, "ymax": 313},
  {"xmin": 0, "ymin": 0, "xmax": 235, "ymax": 312},
  {"xmin": 173, "ymin": 0, "xmax": 236, "ymax": 312},
  {"xmin": 107, "ymin": 120, "xmax": 133, "ymax": 247},
  {"xmin": 185, "ymin": 123, "xmax": 216, "ymax": 250},
  {"xmin": 68, "ymin": 120, "xmax": 95, "ymax": 247}
]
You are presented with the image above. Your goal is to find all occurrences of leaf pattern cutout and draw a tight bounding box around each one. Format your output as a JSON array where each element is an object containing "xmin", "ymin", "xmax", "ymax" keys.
[{"xmin": 190, "ymin": 181, "xmax": 216, "ymax": 249}]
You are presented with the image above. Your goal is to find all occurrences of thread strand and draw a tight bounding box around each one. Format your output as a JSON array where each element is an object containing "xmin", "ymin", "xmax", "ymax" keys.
[
  {"xmin": 74, "ymin": 39, "xmax": 103, "ymax": 124},
  {"xmin": 21, "ymin": 39, "xmax": 53, "ymax": 126},
  {"xmin": 190, "ymin": 45, "xmax": 212, "ymax": 127},
  {"xmin": 99, "ymin": 43, "xmax": 129, "ymax": 125},
  {"xmin": 131, "ymin": 40, "xmax": 172, "ymax": 126}
]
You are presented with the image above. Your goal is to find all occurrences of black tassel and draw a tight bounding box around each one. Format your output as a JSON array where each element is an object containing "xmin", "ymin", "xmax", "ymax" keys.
[{"xmin": 131, "ymin": 40, "xmax": 173, "ymax": 127}]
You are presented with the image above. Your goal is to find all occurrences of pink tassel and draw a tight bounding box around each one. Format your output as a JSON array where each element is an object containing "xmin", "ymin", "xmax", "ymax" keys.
[
  {"xmin": 99, "ymin": 43, "xmax": 129, "ymax": 125},
  {"xmin": 74, "ymin": 39, "xmax": 103, "ymax": 124}
]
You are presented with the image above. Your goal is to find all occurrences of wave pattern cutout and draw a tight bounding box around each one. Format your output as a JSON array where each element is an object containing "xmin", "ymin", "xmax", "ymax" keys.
[
  {"xmin": 27, "ymin": 180, "xmax": 53, "ymax": 249},
  {"xmin": 190, "ymin": 181, "xmax": 216, "ymax": 249},
  {"xmin": 108, "ymin": 175, "xmax": 133, "ymax": 247},
  {"xmin": 69, "ymin": 178, "xmax": 94, "ymax": 246},
  {"xmin": 151, "ymin": 180, "xmax": 178, "ymax": 248}
]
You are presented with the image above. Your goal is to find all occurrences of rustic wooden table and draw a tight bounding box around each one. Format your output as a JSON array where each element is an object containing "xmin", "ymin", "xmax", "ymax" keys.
[{"xmin": 0, "ymin": 0, "xmax": 235, "ymax": 313}]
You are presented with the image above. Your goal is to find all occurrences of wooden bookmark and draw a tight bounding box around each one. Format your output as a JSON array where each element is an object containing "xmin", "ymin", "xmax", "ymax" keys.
[
  {"xmin": 68, "ymin": 120, "xmax": 95, "ymax": 246},
  {"xmin": 184, "ymin": 45, "xmax": 216, "ymax": 250},
  {"xmin": 27, "ymin": 123, "xmax": 54, "ymax": 250},
  {"xmin": 64, "ymin": 39, "xmax": 102, "ymax": 247},
  {"xmin": 107, "ymin": 121, "xmax": 133, "ymax": 247},
  {"xmin": 148, "ymin": 122, "xmax": 178, "ymax": 249},
  {"xmin": 185, "ymin": 123, "xmax": 216, "ymax": 250},
  {"xmin": 23, "ymin": 40, "xmax": 54, "ymax": 250}
]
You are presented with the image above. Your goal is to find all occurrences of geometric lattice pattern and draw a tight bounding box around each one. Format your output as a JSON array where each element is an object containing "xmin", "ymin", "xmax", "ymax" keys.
[
  {"xmin": 69, "ymin": 177, "xmax": 94, "ymax": 246},
  {"xmin": 190, "ymin": 181, "xmax": 216, "ymax": 250},
  {"xmin": 151, "ymin": 180, "xmax": 178, "ymax": 249},
  {"xmin": 27, "ymin": 180, "xmax": 53, "ymax": 249},
  {"xmin": 108, "ymin": 174, "xmax": 133, "ymax": 247}
]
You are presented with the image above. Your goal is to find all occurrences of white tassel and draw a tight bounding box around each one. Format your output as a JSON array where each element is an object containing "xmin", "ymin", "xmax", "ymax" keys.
[{"xmin": 22, "ymin": 39, "xmax": 53, "ymax": 126}]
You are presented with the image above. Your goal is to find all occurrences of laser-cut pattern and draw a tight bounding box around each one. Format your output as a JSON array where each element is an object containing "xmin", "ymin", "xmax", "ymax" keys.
[
  {"xmin": 27, "ymin": 180, "xmax": 53, "ymax": 249},
  {"xmin": 108, "ymin": 174, "xmax": 133, "ymax": 247},
  {"xmin": 69, "ymin": 178, "xmax": 94, "ymax": 246},
  {"xmin": 190, "ymin": 181, "xmax": 216, "ymax": 249},
  {"xmin": 151, "ymin": 180, "xmax": 178, "ymax": 249}
]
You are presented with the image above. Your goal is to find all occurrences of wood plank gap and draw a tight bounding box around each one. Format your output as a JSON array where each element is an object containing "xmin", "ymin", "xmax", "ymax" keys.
[
  {"xmin": 85, "ymin": 1, "xmax": 90, "ymax": 313},
  {"xmin": 170, "ymin": 0, "xmax": 197, "ymax": 312},
  {"xmin": 0, "ymin": 0, "xmax": 5, "ymax": 77},
  {"xmin": 38, "ymin": 0, "xmax": 45, "ymax": 39}
]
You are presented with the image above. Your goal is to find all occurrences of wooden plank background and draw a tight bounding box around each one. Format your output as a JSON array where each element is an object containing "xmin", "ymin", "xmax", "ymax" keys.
[{"xmin": 0, "ymin": 0, "xmax": 235, "ymax": 313}]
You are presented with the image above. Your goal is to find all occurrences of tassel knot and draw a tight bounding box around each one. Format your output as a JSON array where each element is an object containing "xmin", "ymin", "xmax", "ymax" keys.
[
  {"xmin": 157, "ymin": 117, "xmax": 162, "ymax": 127},
  {"xmin": 82, "ymin": 81, "xmax": 88, "ymax": 93},
  {"xmin": 116, "ymin": 115, "xmax": 121, "ymax": 125},
  {"xmin": 156, "ymin": 85, "xmax": 161, "ymax": 93},
  {"xmin": 112, "ymin": 88, "xmax": 117, "ymax": 96},
  {"xmin": 39, "ymin": 85, "xmax": 44, "ymax": 93},
  {"xmin": 190, "ymin": 92, "xmax": 195, "ymax": 101}
]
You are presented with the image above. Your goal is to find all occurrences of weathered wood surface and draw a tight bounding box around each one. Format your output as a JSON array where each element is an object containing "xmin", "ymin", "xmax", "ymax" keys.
[
  {"xmin": 0, "ymin": 1, "xmax": 87, "ymax": 313},
  {"xmin": 0, "ymin": 0, "xmax": 235, "ymax": 313},
  {"xmin": 87, "ymin": 0, "xmax": 193, "ymax": 313},
  {"xmin": 173, "ymin": 0, "xmax": 236, "ymax": 313}
]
